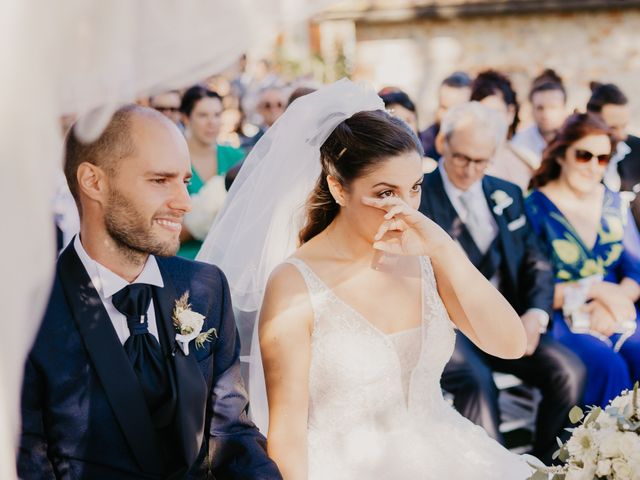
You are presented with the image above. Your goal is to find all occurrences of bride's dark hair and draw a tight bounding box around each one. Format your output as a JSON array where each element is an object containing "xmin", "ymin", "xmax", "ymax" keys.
[{"xmin": 298, "ymin": 110, "xmax": 423, "ymax": 244}]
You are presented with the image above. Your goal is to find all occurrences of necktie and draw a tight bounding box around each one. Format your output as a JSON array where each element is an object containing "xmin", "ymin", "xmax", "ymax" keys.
[
  {"xmin": 112, "ymin": 284, "xmax": 173, "ymax": 426},
  {"xmin": 459, "ymin": 190, "xmax": 493, "ymax": 254}
]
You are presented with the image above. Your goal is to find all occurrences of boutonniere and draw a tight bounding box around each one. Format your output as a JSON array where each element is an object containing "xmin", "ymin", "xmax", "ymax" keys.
[
  {"xmin": 172, "ymin": 292, "xmax": 217, "ymax": 356},
  {"xmin": 490, "ymin": 189, "xmax": 513, "ymax": 216}
]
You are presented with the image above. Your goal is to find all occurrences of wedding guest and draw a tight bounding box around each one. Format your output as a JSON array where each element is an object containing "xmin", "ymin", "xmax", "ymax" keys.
[
  {"xmin": 471, "ymin": 70, "xmax": 540, "ymax": 192},
  {"xmin": 225, "ymin": 86, "xmax": 315, "ymax": 191},
  {"xmin": 287, "ymin": 86, "xmax": 316, "ymax": 107},
  {"xmin": 420, "ymin": 71, "xmax": 472, "ymax": 160},
  {"xmin": 241, "ymin": 86, "xmax": 287, "ymax": 151},
  {"xmin": 19, "ymin": 105, "xmax": 281, "ymax": 479},
  {"xmin": 525, "ymin": 112, "xmax": 640, "ymax": 407},
  {"xmin": 380, "ymin": 89, "xmax": 437, "ymax": 173},
  {"xmin": 512, "ymin": 69, "xmax": 567, "ymax": 162},
  {"xmin": 587, "ymin": 82, "xmax": 640, "ymax": 231},
  {"xmin": 419, "ymin": 101, "xmax": 585, "ymax": 464},
  {"xmin": 149, "ymin": 90, "xmax": 183, "ymax": 127},
  {"xmin": 178, "ymin": 85, "xmax": 245, "ymax": 258}
]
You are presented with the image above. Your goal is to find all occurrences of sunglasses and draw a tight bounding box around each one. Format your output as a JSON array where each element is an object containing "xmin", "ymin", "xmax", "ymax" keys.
[
  {"xmin": 260, "ymin": 101, "xmax": 283, "ymax": 110},
  {"xmin": 574, "ymin": 149, "xmax": 611, "ymax": 165},
  {"xmin": 154, "ymin": 106, "xmax": 180, "ymax": 113}
]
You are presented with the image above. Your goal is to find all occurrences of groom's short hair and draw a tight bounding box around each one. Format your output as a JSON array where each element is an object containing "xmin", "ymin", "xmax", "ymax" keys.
[{"xmin": 64, "ymin": 104, "xmax": 165, "ymax": 213}]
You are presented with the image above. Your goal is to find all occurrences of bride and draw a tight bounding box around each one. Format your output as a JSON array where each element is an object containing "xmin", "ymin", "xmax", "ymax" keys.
[{"xmin": 198, "ymin": 79, "xmax": 537, "ymax": 479}]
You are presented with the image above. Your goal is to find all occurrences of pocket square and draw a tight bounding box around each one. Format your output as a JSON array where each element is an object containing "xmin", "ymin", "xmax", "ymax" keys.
[{"xmin": 507, "ymin": 215, "xmax": 526, "ymax": 231}]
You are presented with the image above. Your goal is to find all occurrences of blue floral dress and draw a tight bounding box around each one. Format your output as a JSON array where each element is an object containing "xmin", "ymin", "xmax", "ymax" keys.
[{"xmin": 525, "ymin": 188, "xmax": 640, "ymax": 407}]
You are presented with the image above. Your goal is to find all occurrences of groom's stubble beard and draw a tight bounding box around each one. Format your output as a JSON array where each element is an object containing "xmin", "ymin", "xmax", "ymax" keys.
[{"xmin": 104, "ymin": 187, "xmax": 180, "ymax": 262}]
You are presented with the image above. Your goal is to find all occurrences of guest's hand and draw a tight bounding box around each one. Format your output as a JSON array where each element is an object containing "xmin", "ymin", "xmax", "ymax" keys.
[
  {"xmin": 362, "ymin": 196, "xmax": 452, "ymax": 257},
  {"xmin": 520, "ymin": 311, "xmax": 542, "ymax": 356},
  {"xmin": 582, "ymin": 300, "xmax": 619, "ymax": 337},
  {"xmin": 589, "ymin": 282, "xmax": 636, "ymax": 325}
]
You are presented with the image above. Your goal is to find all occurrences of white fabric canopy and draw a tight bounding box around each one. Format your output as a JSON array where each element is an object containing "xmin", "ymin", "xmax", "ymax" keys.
[{"xmin": 0, "ymin": 1, "xmax": 330, "ymax": 477}]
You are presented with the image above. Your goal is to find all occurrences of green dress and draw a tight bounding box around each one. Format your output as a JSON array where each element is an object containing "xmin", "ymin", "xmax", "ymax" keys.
[{"xmin": 178, "ymin": 144, "xmax": 244, "ymax": 259}]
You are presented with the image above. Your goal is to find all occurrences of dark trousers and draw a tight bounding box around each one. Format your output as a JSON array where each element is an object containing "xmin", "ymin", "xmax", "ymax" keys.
[{"xmin": 441, "ymin": 334, "xmax": 586, "ymax": 464}]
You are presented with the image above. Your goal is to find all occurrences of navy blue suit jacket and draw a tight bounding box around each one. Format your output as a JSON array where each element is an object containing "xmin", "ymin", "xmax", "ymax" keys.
[
  {"xmin": 419, "ymin": 169, "xmax": 553, "ymax": 318},
  {"xmin": 18, "ymin": 243, "xmax": 281, "ymax": 480}
]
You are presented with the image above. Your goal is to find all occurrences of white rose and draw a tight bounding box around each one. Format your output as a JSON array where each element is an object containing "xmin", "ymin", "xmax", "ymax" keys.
[
  {"xmin": 612, "ymin": 458, "xmax": 633, "ymax": 480},
  {"xmin": 599, "ymin": 430, "xmax": 625, "ymax": 458},
  {"xmin": 566, "ymin": 426, "xmax": 597, "ymax": 459},
  {"xmin": 618, "ymin": 432, "xmax": 640, "ymax": 461},
  {"xmin": 177, "ymin": 309, "xmax": 205, "ymax": 335},
  {"xmin": 609, "ymin": 390, "xmax": 634, "ymax": 415},
  {"xmin": 565, "ymin": 463, "xmax": 595, "ymax": 480},
  {"xmin": 596, "ymin": 459, "xmax": 612, "ymax": 477}
]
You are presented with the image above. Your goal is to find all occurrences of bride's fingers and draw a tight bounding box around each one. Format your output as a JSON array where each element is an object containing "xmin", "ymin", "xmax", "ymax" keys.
[
  {"xmin": 374, "ymin": 218, "xmax": 406, "ymax": 241},
  {"xmin": 383, "ymin": 204, "xmax": 410, "ymax": 220},
  {"xmin": 362, "ymin": 195, "xmax": 405, "ymax": 212}
]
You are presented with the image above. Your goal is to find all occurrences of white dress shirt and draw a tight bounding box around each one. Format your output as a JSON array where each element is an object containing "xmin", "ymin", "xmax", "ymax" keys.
[
  {"xmin": 73, "ymin": 236, "xmax": 164, "ymax": 344},
  {"xmin": 439, "ymin": 164, "xmax": 499, "ymax": 254},
  {"xmin": 603, "ymin": 140, "xmax": 631, "ymax": 192},
  {"xmin": 439, "ymin": 165, "xmax": 549, "ymax": 330}
]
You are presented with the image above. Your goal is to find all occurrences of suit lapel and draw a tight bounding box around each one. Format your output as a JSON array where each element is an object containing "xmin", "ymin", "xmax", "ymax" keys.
[
  {"xmin": 424, "ymin": 170, "xmax": 484, "ymax": 266},
  {"xmin": 57, "ymin": 245, "xmax": 164, "ymax": 475},
  {"xmin": 482, "ymin": 178, "xmax": 518, "ymax": 284},
  {"xmin": 154, "ymin": 260, "xmax": 208, "ymax": 469}
]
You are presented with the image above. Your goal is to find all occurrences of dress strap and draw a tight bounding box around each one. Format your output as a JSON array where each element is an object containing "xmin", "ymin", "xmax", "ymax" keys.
[{"xmin": 284, "ymin": 257, "xmax": 330, "ymax": 301}]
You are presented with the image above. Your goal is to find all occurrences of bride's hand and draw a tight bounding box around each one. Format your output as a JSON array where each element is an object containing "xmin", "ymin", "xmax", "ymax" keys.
[{"xmin": 362, "ymin": 196, "xmax": 453, "ymax": 256}]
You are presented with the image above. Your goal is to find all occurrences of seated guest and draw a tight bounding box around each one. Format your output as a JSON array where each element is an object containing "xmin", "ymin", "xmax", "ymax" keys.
[
  {"xmin": 512, "ymin": 69, "xmax": 567, "ymax": 162},
  {"xmin": 420, "ymin": 72, "xmax": 472, "ymax": 160},
  {"xmin": 420, "ymin": 101, "xmax": 585, "ymax": 464},
  {"xmin": 149, "ymin": 90, "xmax": 183, "ymax": 128},
  {"xmin": 178, "ymin": 85, "xmax": 245, "ymax": 259},
  {"xmin": 380, "ymin": 88, "xmax": 437, "ymax": 173},
  {"xmin": 525, "ymin": 112, "xmax": 640, "ymax": 407},
  {"xmin": 241, "ymin": 86, "xmax": 286, "ymax": 152},
  {"xmin": 471, "ymin": 70, "xmax": 539, "ymax": 192},
  {"xmin": 587, "ymin": 82, "xmax": 640, "ymax": 232}
]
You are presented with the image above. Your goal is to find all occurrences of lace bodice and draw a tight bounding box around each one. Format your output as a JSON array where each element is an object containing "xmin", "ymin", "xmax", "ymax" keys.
[
  {"xmin": 285, "ymin": 256, "xmax": 533, "ymax": 479},
  {"xmin": 285, "ymin": 256, "xmax": 456, "ymax": 432}
]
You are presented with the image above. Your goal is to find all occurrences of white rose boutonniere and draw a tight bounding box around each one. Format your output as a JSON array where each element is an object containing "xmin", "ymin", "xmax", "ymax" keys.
[
  {"xmin": 172, "ymin": 292, "xmax": 217, "ymax": 356},
  {"xmin": 490, "ymin": 189, "xmax": 513, "ymax": 216}
]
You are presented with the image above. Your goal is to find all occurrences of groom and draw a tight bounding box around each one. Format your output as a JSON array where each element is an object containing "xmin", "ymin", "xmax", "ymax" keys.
[{"xmin": 18, "ymin": 105, "xmax": 281, "ymax": 479}]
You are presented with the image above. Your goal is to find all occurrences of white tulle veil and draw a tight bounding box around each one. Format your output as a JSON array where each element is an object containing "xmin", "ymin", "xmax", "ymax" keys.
[{"xmin": 196, "ymin": 78, "xmax": 384, "ymax": 432}]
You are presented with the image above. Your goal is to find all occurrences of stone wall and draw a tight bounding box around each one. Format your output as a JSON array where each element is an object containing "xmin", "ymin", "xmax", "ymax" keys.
[{"xmin": 345, "ymin": 9, "xmax": 640, "ymax": 132}]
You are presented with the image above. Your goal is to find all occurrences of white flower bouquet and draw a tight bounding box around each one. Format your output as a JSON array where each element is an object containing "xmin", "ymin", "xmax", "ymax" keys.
[
  {"xmin": 530, "ymin": 383, "xmax": 640, "ymax": 480},
  {"xmin": 183, "ymin": 175, "xmax": 227, "ymax": 240}
]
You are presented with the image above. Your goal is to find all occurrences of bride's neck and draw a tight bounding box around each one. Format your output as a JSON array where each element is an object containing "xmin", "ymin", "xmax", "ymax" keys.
[{"xmin": 324, "ymin": 214, "xmax": 377, "ymax": 264}]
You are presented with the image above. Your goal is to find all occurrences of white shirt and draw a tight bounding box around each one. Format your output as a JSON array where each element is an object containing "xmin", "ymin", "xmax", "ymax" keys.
[
  {"xmin": 73, "ymin": 236, "xmax": 164, "ymax": 344},
  {"xmin": 439, "ymin": 165, "xmax": 549, "ymax": 329},
  {"xmin": 603, "ymin": 141, "xmax": 631, "ymax": 192},
  {"xmin": 439, "ymin": 163, "xmax": 499, "ymax": 254},
  {"xmin": 512, "ymin": 125, "xmax": 547, "ymax": 160}
]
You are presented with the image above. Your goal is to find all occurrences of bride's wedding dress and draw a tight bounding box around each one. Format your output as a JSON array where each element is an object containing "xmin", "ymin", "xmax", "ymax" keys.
[{"xmin": 286, "ymin": 256, "xmax": 534, "ymax": 479}]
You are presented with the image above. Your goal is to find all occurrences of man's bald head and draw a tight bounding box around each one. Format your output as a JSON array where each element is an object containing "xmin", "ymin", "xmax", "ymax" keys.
[{"xmin": 64, "ymin": 104, "xmax": 176, "ymax": 213}]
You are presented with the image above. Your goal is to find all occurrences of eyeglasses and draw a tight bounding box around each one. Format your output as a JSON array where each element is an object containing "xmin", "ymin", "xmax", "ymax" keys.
[
  {"xmin": 260, "ymin": 101, "xmax": 284, "ymax": 110},
  {"xmin": 450, "ymin": 152, "xmax": 491, "ymax": 170},
  {"xmin": 574, "ymin": 149, "xmax": 611, "ymax": 166},
  {"xmin": 153, "ymin": 106, "xmax": 180, "ymax": 113}
]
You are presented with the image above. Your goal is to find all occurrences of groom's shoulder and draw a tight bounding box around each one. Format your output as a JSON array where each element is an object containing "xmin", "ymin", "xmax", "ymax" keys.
[{"xmin": 157, "ymin": 255, "xmax": 226, "ymax": 289}]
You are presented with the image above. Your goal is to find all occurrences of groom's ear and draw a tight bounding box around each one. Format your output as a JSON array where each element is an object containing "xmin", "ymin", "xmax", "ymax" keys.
[
  {"xmin": 77, "ymin": 162, "xmax": 109, "ymax": 207},
  {"xmin": 326, "ymin": 175, "xmax": 346, "ymax": 206}
]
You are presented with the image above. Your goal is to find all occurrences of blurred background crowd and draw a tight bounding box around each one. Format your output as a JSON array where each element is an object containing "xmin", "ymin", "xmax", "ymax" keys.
[{"xmin": 48, "ymin": 0, "xmax": 640, "ymax": 465}]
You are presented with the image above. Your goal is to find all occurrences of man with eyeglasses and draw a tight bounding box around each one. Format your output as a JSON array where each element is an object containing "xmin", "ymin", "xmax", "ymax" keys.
[
  {"xmin": 418, "ymin": 101, "xmax": 586, "ymax": 465},
  {"xmin": 149, "ymin": 90, "xmax": 183, "ymax": 128}
]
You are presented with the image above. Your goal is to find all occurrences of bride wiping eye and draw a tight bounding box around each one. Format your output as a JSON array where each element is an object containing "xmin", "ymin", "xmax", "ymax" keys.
[{"xmin": 377, "ymin": 190, "xmax": 396, "ymax": 198}]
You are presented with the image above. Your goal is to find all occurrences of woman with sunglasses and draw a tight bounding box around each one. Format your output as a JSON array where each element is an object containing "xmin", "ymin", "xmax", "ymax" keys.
[{"xmin": 525, "ymin": 112, "xmax": 640, "ymax": 407}]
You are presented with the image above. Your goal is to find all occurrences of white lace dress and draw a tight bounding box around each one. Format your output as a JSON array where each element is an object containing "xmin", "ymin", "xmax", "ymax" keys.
[{"xmin": 286, "ymin": 257, "xmax": 535, "ymax": 480}]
